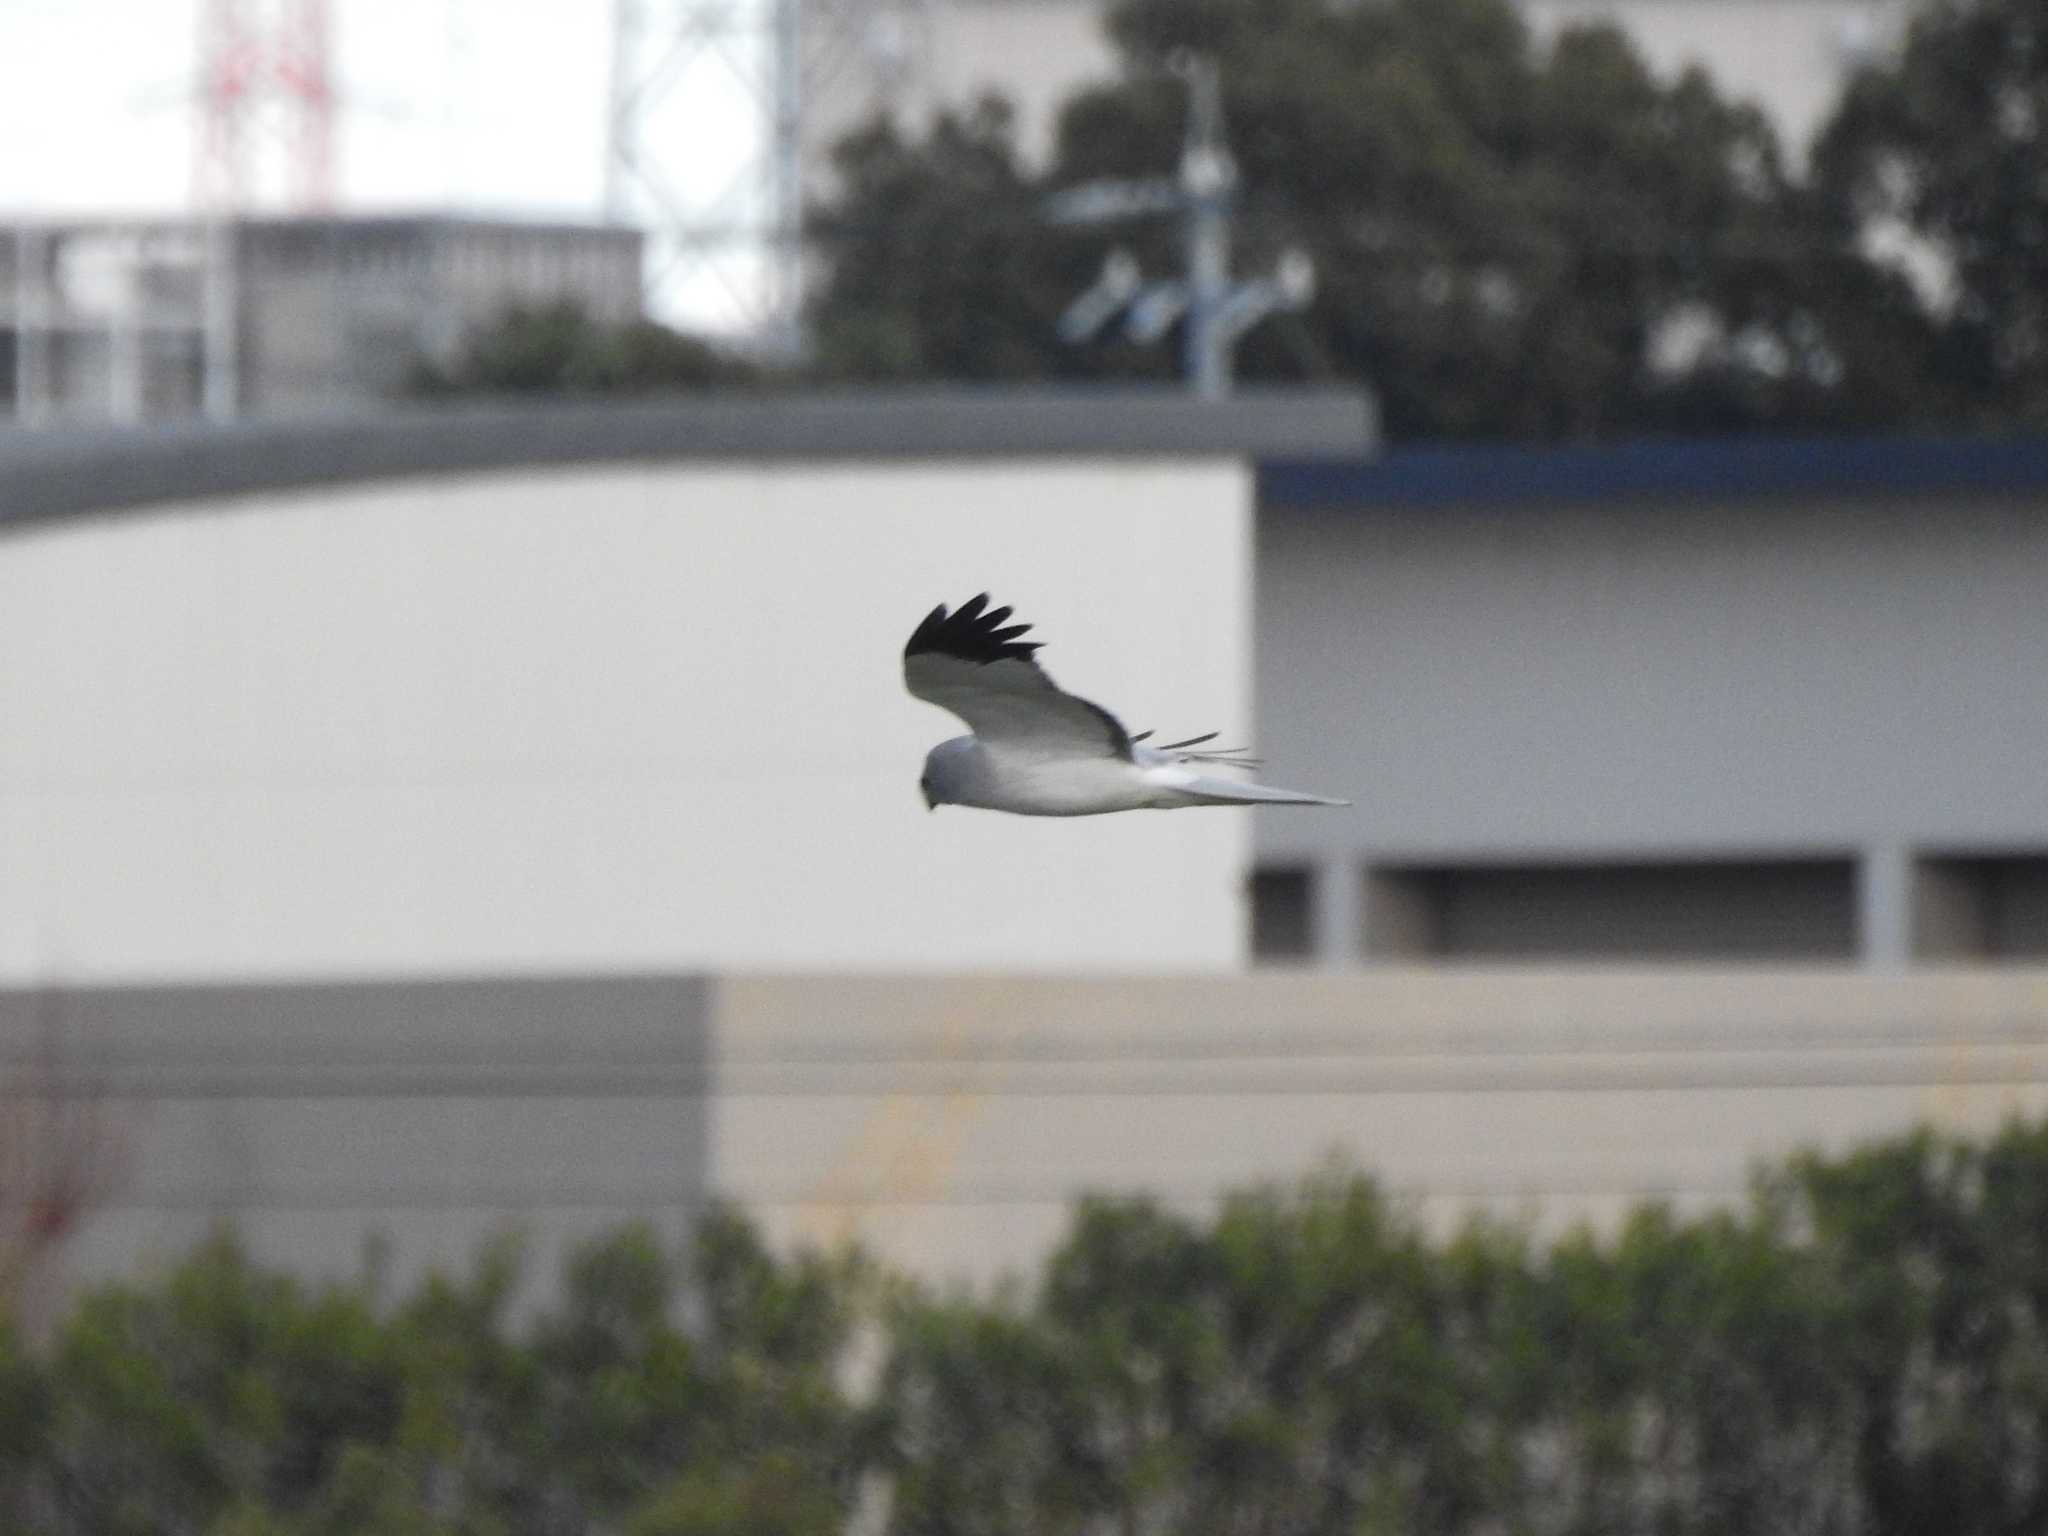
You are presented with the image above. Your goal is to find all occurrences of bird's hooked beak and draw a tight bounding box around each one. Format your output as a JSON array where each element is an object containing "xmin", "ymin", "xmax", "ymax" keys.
[{"xmin": 920, "ymin": 780, "xmax": 936, "ymax": 812}]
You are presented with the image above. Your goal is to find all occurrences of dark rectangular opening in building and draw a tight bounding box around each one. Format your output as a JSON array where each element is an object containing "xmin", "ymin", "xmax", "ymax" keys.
[
  {"xmin": 1364, "ymin": 858, "xmax": 1858, "ymax": 962},
  {"xmin": 1250, "ymin": 865, "xmax": 1315, "ymax": 961},
  {"xmin": 1914, "ymin": 854, "xmax": 2048, "ymax": 960}
]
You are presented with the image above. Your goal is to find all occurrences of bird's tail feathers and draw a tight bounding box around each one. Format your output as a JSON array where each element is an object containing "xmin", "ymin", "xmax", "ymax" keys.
[
  {"xmin": 1182, "ymin": 747, "xmax": 1263, "ymax": 769},
  {"xmin": 1175, "ymin": 774, "xmax": 1350, "ymax": 808},
  {"xmin": 1134, "ymin": 728, "xmax": 1263, "ymax": 769}
]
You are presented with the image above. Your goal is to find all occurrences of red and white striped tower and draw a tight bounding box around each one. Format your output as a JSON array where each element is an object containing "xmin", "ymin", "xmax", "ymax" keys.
[{"xmin": 194, "ymin": 0, "xmax": 335, "ymax": 212}]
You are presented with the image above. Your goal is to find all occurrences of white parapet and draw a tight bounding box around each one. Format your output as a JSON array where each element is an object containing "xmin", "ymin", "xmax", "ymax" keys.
[{"xmin": 0, "ymin": 454, "xmax": 1254, "ymax": 979}]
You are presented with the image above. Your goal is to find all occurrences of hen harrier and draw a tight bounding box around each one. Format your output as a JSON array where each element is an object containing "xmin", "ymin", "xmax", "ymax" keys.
[{"xmin": 906, "ymin": 594, "xmax": 1348, "ymax": 816}]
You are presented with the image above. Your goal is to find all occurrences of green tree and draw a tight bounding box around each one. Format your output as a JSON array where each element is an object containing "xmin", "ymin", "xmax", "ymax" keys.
[
  {"xmin": 1811, "ymin": 0, "xmax": 2048, "ymax": 428},
  {"xmin": 0, "ymin": 1318, "xmax": 51, "ymax": 1529},
  {"xmin": 878, "ymin": 1290, "xmax": 1086, "ymax": 1536},
  {"xmin": 15, "ymin": 1121, "xmax": 2048, "ymax": 1533},
  {"xmin": 623, "ymin": 1454, "xmax": 842, "ymax": 1536},
  {"xmin": 882, "ymin": 1177, "xmax": 1501, "ymax": 1536},
  {"xmin": 1524, "ymin": 1199, "xmax": 1860, "ymax": 1534},
  {"xmin": 807, "ymin": 101, "xmax": 1120, "ymax": 383},
  {"xmin": 31, "ymin": 1228, "xmax": 407, "ymax": 1534},
  {"xmin": 410, "ymin": 302, "xmax": 752, "ymax": 397},
  {"xmin": 1793, "ymin": 1122, "xmax": 2048, "ymax": 1536},
  {"xmin": 9, "ymin": 1212, "xmax": 874, "ymax": 1536}
]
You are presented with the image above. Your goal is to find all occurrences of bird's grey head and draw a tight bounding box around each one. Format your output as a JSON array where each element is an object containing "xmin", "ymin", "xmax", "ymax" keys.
[{"xmin": 920, "ymin": 737, "xmax": 977, "ymax": 811}]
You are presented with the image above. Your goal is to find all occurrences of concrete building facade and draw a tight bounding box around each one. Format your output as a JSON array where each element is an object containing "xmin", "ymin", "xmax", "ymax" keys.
[
  {"xmin": 8, "ymin": 408, "xmax": 2046, "ymax": 985},
  {"xmin": 2, "ymin": 216, "xmax": 643, "ymax": 425},
  {"xmin": 9, "ymin": 969, "xmax": 2047, "ymax": 1302},
  {"xmin": 1253, "ymin": 439, "xmax": 2048, "ymax": 969},
  {"xmin": 0, "ymin": 392, "xmax": 1367, "ymax": 983},
  {"xmin": 10, "ymin": 395, "xmax": 2048, "ymax": 1307}
]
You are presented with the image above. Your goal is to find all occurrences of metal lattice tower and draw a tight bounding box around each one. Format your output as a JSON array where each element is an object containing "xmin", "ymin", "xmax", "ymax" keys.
[
  {"xmin": 194, "ymin": 0, "xmax": 336, "ymax": 213},
  {"xmin": 607, "ymin": 0, "xmax": 934, "ymax": 349}
]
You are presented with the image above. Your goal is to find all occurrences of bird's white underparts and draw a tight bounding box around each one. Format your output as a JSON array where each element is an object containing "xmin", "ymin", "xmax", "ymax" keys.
[{"xmin": 906, "ymin": 593, "xmax": 1350, "ymax": 816}]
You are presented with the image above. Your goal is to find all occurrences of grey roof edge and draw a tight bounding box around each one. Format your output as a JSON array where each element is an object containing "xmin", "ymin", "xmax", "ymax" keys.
[
  {"xmin": 0, "ymin": 974, "xmax": 715, "ymax": 1091},
  {"xmin": 0, "ymin": 388, "xmax": 1378, "ymax": 531}
]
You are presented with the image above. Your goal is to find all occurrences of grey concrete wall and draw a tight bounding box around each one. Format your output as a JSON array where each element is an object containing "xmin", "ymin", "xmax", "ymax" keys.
[
  {"xmin": 714, "ymin": 970, "xmax": 2048, "ymax": 1283},
  {"xmin": 12, "ymin": 971, "xmax": 2048, "ymax": 1303},
  {"xmin": 1253, "ymin": 493, "xmax": 2048, "ymax": 966},
  {"xmin": 0, "ymin": 976, "xmax": 714, "ymax": 1312}
]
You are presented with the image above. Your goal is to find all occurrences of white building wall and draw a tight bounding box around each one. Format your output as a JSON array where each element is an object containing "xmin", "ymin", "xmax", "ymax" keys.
[{"xmin": 0, "ymin": 457, "xmax": 1253, "ymax": 981}]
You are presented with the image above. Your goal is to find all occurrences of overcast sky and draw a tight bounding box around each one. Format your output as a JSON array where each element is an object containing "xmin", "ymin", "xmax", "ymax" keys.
[{"xmin": 0, "ymin": 0, "xmax": 762, "ymax": 322}]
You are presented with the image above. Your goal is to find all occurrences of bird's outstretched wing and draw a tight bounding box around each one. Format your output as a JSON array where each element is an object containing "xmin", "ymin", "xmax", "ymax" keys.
[{"xmin": 904, "ymin": 594, "xmax": 1133, "ymax": 762}]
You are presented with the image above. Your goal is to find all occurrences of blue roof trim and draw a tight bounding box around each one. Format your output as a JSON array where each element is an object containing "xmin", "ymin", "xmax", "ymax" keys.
[{"xmin": 1259, "ymin": 435, "xmax": 2048, "ymax": 510}]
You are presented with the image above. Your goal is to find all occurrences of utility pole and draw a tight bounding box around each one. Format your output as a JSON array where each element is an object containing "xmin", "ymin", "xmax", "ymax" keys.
[
  {"xmin": 1179, "ymin": 54, "xmax": 1232, "ymax": 400},
  {"xmin": 11, "ymin": 228, "xmax": 49, "ymax": 427},
  {"xmin": 1050, "ymin": 53, "xmax": 1313, "ymax": 401}
]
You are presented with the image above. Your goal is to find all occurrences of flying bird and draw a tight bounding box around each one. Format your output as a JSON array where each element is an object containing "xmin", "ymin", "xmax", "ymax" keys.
[{"xmin": 905, "ymin": 594, "xmax": 1349, "ymax": 816}]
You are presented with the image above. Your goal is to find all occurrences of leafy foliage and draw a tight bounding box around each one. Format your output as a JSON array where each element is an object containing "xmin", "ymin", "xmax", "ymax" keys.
[
  {"xmin": 410, "ymin": 302, "xmax": 754, "ymax": 397},
  {"xmin": 11, "ymin": 1124, "xmax": 2048, "ymax": 1533},
  {"xmin": 880, "ymin": 1121, "xmax": 2048, "ymax": 1536},
  {"xmin": 808, "ymin": 102, "xmax": 1117, "ymax": 384},
  {"xmin": 417, "ymin": 2, "xmax": 2046, "ymax": 441},
  {"xmin": 807, "ymin": 0, "xmax": 1954, "ymax": 440},
  {"xmin": 1811, "ymin": 0, "xmax": 2048, "ymax": 428},
  {"xmin": 2, "ymin": 1207, "xmax": 866, "ymax": 1536}
]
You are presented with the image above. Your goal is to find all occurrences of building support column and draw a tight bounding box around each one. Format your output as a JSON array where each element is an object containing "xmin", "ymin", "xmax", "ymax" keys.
[
  {"xmin": 1859, "ymin": 844, "xmax": 1914, "ymax": 971},
  {"xmin": 1316, "ymin": 855, "xmax": 1358, "ymax": 968},
  {"xmin": 13, "ymin": 226, "xmax": 48, "ymax": 425},
  {"xmin": 201, "ymin": 217, "xmax": 238, "ymax": 422}
]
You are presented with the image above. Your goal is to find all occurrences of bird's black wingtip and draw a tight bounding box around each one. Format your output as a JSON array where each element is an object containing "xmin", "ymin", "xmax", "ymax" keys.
[{"xmin": 905, "ymin": 594, "xmax": 1045, "ymax": 664}]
